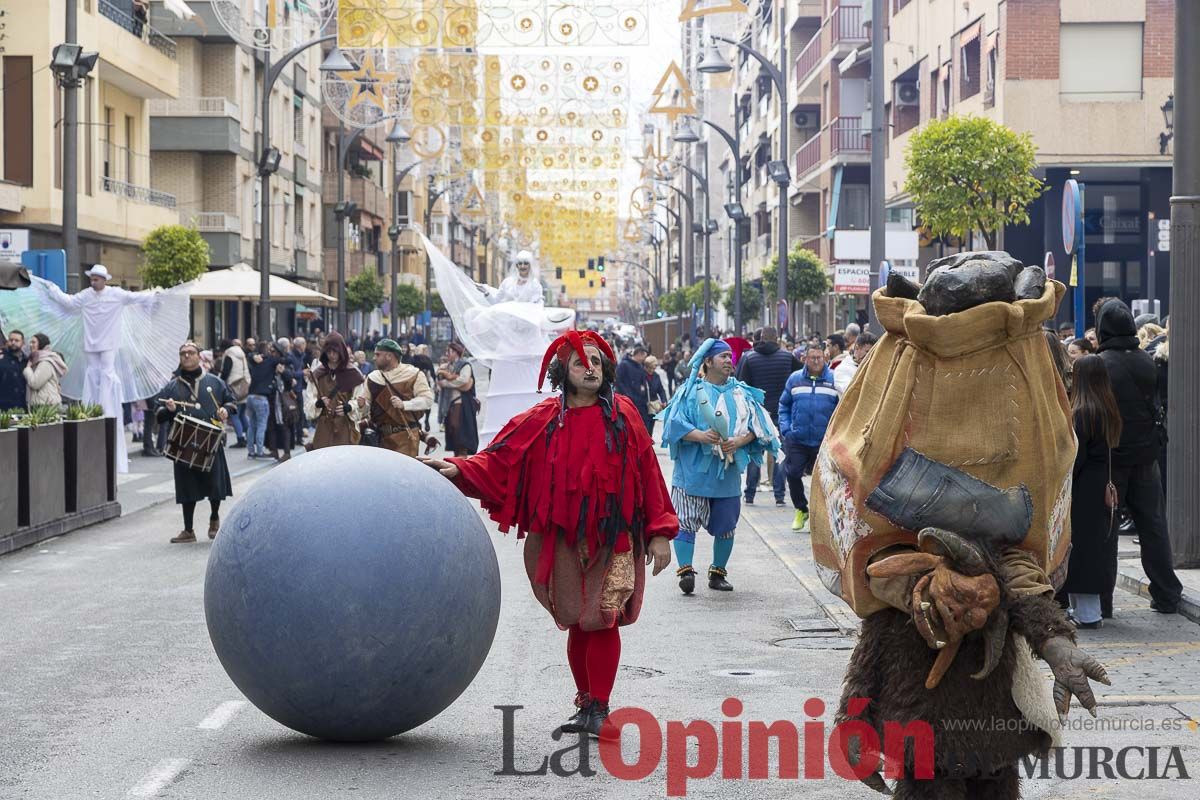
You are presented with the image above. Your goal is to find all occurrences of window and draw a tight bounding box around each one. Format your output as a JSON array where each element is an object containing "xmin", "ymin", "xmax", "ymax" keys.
[
  {"xmin": 293, "ymin": 96, "xmax": 304, "ymax": 146},
  {"xmin": 939, "ymin": 66, "xmax": 951, "ymax": 117},
  {"xmin": 84, "ymin": 77, "xmax": 94, "ymax": 196},
  {"xmin": 960, "ymin": 36, "xmax": 981, "ymax": 100},
  {"xmin": 840, "ymin": 184, "xmax": 870, "ymax": 229},
  {"xmin": 398, "ymin": 191, "xmax": 412, "ymax": 225},
  {"xmin": 929, "ymin": 68, "xmax": 939, "ymax": 120},
  {"xmin": 295, "ymin": 197, "xmax": 305, "ymax": 239},
  {"xmin": 1060, "ymin": 23, "xmax": 1143, "ymax": 100},
  {"xmin": 985, "ymin": 43, "xmax": 997, "ymax": 106},
  {"xmin": 124, "ymin": 115, "xmax": 135, "ymax": 184}
]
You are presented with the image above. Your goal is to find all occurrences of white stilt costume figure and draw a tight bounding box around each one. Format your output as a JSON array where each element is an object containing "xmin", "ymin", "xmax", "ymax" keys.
[
  {"xmin": 0, "ymin": 265, "xmax": 189, "ymax": 472},
  {"xmin": 420, "ymin": 235, "xmax": 573, "ymax": 447}
]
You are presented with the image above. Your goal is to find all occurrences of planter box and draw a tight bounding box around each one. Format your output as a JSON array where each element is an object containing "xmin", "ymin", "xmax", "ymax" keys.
[
  {"xmin": 17, "ymin": 424, "xmax": 65, "ymax": 528},
  {"xmin": 0, "ymin": 429, "xmax": 17, "ymax": 539},
  {"xmin": 106, "ymin": 417, "xmax": 117, "ymax": 501},
  {"xmin": 64, "ymin": 419, "xmax": 110, "ymax": 513}
]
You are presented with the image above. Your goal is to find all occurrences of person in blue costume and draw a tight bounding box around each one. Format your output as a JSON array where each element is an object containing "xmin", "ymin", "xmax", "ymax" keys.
[{"xmin": 659, "ymin": 338, "xmax": 779, "ymax": 594}]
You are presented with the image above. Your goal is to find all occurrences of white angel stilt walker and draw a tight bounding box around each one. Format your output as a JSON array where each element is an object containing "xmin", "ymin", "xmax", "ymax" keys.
[
  {"xmin": 0, "ymin": 265, "xmax": 190, "ymax": 472},
  {"xmin": 421, "ymin": 235, "xmax": 574, "ymax": 447}
]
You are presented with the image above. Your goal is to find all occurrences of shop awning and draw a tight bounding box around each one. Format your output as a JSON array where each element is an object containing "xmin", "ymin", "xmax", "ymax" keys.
[{"xmin": 185, "ymin": 263, "xmax": 337, "ymax": 305}]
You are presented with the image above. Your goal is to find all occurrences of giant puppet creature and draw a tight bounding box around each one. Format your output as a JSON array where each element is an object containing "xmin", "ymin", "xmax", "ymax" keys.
[
  {"xmin": 809, "ymin": 252, "xmax": 1109, "ymax": 799},
  {"xmin": 0, "ymin": 265, "xmax": 189, "ymax": 472}
]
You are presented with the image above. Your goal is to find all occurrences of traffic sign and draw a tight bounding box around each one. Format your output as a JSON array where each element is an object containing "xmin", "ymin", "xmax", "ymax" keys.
[{"xmin": 1062, "ymin": 179, "xmax": 1081, "ymax": 254}]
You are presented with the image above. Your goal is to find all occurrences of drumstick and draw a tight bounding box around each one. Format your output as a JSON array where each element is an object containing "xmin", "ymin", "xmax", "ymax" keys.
[{"xmin": 205, "ymin": 386, "xmax": 222, "ymax": 426}]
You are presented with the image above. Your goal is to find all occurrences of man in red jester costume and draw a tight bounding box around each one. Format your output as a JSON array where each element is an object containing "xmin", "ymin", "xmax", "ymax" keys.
[{"xmin": 422, "ymin": 330, "xmax": 678, "ymax": 737}]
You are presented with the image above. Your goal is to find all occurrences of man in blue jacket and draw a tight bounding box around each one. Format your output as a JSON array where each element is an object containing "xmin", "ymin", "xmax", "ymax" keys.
[
  {"xmin": 615, "ymin": 345, "xmax": 650, "ymax": 429},
  {"xmin": 778, "ymin": 345, "xmax": 839, "ymax": 531}
]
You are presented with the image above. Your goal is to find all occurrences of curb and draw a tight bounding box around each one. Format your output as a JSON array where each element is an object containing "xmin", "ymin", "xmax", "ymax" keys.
[
  {"xmin": 123, "ymin": 457, "xmax": 275, "ymax": 516},
  {"xmin": 1116, "ymin": 567, "xmax": 1200, "ymax": 626}
]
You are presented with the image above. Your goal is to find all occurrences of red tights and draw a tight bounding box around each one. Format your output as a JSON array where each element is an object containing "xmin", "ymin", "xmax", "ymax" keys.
[{"xmin": 566, "ymin": 624, "xmax": 621, "ymax": 703}]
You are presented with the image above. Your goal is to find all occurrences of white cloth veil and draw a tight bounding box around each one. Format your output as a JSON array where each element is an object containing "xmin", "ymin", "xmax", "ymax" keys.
[{"xmin": 0, "ymin": 277, "xmax": 190, "ymax": 402}]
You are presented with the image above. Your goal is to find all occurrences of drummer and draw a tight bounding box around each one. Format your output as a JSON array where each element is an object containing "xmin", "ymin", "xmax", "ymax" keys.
[{"xmin": 154, "ymin": 341, "xmax": 236, "ymax": 544}]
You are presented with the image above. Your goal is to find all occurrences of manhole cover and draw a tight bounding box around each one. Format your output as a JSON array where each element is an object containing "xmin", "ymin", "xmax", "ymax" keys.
[
  {"xmin": 772, "ymin": 635, "xmax": 856, "ymax": 650},
  {"xmin": 541, "ymin": 664, "xmax": 663, "ymax": 679}
]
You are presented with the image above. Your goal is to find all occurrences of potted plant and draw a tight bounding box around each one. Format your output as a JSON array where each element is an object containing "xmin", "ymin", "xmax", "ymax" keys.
[
  {"xmin": 64, "ymin": 403, "xmax": 110, "ymax": 514},
  {"xmin": 17, "ymin": 404, "xmax": 65, "ymax": 528},
  {"xmin": 0, "ymin": 410, "xmax": 17, "ymax": 540}
]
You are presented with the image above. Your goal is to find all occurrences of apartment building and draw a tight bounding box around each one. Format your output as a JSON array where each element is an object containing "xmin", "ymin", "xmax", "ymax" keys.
[
  {"xmin": 0, "ymin": 0, "xmax": 182, "ymax": 288},
  {"xmin": 886, "ymin": 0, "xmax": 1175, "ymax": 321},
  {"xmin": 784, "ymin": 0, "xmax": 1175, "ymax": 329}
]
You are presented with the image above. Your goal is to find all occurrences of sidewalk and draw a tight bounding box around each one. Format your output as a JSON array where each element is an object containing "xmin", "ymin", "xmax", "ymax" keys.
[{"xmin": 1116, "ymin": 535, "xmax": 1200, "ymax": 625}]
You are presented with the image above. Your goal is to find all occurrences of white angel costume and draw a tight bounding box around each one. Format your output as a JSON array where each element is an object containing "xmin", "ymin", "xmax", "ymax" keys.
[
  {"xmin": 421, "ymin": 234, "xmax": 573, "ymax": 447},
  {"xmin": 493, "ymin": 268, "xmax": 545, "ymax": 305},
  {"xmin": 0, "ymin": 272, "xmax": 190, "ymax": 472}
]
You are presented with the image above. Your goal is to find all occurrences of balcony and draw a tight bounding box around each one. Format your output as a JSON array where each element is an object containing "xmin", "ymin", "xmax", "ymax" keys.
[
  {"xmin": 102, "ymin": 177, "xmax": 177, "ymax": 209},
  {"xmin": 99, "ymin": 0, "xmax": 177, "ymax": 59},
  {"xmin": 794, "ymin": 117, "xmax": 869, "ymax": 182},
  {"xmin": 192, "ymin": 212, "xmax": 241, "ymax": 266},
  {"xmin": 832, "ymin": 4, "xmax": 869, "ymax": 46},
  {"xmin": 795, "ymin": 35, "xmax": 822, "ymax": 86},
  {"xmin": 150, "ymin": 97, "xmax": 240, "ymax": 153},
  {"xmin": 194, "ymin": 212, "xmax": 241, "ymax": 233},
  {"xmin": 831, "ymin": 116, "xmax": 869, "ymax": 154}
]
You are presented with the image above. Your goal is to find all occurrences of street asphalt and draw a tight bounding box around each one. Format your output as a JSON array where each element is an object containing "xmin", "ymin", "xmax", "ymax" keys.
[{"xmin": 1, "ymin": 451, "xmax": 1197, "ymax": 799}]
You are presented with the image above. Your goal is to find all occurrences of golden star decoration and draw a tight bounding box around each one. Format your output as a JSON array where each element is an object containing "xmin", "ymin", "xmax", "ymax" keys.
[{"xmin": 338, "ymin": 54, "xmax": 397, "ymax": 113}]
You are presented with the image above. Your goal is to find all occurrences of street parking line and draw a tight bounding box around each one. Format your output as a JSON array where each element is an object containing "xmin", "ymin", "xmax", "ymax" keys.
[
  {"xmin": 126, "ymin": 758, "xmax": 190, "ymax": 798},
  {"xmin": 197, "ymin": 700, "xmax": 247, "ymax": 730}
]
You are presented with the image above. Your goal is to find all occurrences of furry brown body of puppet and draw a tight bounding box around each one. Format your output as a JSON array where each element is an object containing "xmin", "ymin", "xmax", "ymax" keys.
[{"xmin": 838, "ymin": 581, "xmax": 1074, "ymax": 799}]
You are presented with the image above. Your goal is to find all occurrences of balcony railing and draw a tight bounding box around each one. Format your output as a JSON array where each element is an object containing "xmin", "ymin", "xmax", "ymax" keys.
[
  {"xmin": 832, "ymin": 4, "xmax": 869, "ymax": 45},
  {"xmin": 794, "ymin": 33, "xmax": 823, "ymax": 85},
  {"xmin": 795, "ymin": 132, "xmax": 822, "ymax": 177},
  {"xmin": 102, "ymin": 177, "xmax": 177, "ymax": 209},
  {"xmin": 148, "ymin": 97, "xmax": 239, "ymax": 117},
  {"xmin": 98, "ymin": 0, "xmax": 178, "ymax": 59},
  {"xmin": 194, "ymin": 212, "xmax": 241, "ymax": 233},
  {"xmin": 832, "ymin": 116, "xmax": 869, "ymax": 153}
]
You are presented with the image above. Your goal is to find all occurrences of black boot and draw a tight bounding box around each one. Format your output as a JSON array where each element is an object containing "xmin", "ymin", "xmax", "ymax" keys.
[
  {"xmin": 582, "ymin": 699, "xmax": 612, "ymax": 738},
  {"xmin": 677, "ymin": 566, "xmax": 696, "ymax": 595},
  {"xmin": 559, "ymin": 692, "xmax": 592, "ymax": 734},
  {"xmin": 708, "ymin": 566, "xmax": 733, "ymax": 591}
]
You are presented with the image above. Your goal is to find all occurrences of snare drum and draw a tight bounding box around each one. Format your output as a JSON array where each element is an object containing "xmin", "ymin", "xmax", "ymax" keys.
[{"xmin": 164, "ymin": 414, "xmax": 224, "ymax": 472}]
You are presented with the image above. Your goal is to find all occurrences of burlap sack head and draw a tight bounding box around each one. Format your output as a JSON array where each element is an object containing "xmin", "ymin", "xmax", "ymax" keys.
[{"xmin": 810, "ymin": 280, "xmax": 1074, "ymax": 617}]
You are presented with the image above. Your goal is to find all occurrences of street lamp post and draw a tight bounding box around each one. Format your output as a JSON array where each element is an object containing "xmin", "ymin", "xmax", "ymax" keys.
[
  {"xmin": 705, "ymin": 17, "xmax": 790, "ymax": 335},
  {"xmin": 334, "ymin": 122, "xmax": 367, "ymax": 334},
  {"xmin": 651, "ymin": 218, "xmax": 671, "ymax": 292},
  {"xmin": 424, "ymin": 176, "xmax": 450, "ymax": 338},
  {"xmin": 386, "ymin": 121, "xmax": 414, "ymax": 339},
  {"xmin": 691, "ymin": 110, "xmax": 748, "ymax": 333},
  {"xmin": 656, "ymin": 201, "xmax": 683, "ymax": 290},
  {"xmin": 257, "ymin": 34, "xmax": 341, "ymax": 342}
]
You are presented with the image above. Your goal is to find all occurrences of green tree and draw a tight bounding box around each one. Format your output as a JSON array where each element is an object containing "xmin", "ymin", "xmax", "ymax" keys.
[
  {"xmin": 344, "ymin": 271, "xmax": 386, "ymax": 314},
  {"xmin": 762, "ymin": 245, "xmax": 830, "ymax": 304},
  {"xmin": 658, "ymin": 287, "xmax": 689, "ymax": 316},
  {"xmin": 430, "ymin": 291, "xmax": 446, "ymax": 314},
  {"xmin": 392, "ymin": 283, "xmax": 424, "ymax": 319},
  {"xmin": 140, "ymin": 225, "xmax": 210, "ymax": 288},
  {"xmin": 903, "ymin": 115, "xmax": 1045, "ymax": 250},
  {"xmin": 683, "ymin": 278, "xmax": 719, "ymax": 310},
  {"xmin": 723, "ymin": 282, "xmax": 763, "ymax": 324}
]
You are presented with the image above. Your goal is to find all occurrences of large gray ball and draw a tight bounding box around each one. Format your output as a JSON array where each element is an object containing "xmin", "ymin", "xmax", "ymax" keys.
[{"xmin": 204, "ymin": 446, "xmax": 500, "ymax": 741}]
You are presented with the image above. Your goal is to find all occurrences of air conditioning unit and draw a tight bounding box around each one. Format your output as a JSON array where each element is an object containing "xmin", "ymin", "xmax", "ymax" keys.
[
  {"xmin": 792, "ymin": 110, "xmax": 816, "ymax": 129},
  {"xmin": 896, "ymin": 82, "xmax": 920, "ymax": 107}
]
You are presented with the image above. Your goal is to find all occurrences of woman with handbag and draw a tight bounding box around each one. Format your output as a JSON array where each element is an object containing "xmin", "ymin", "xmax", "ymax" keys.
[
  {"xmin": 265, "ymin": 342, "xmax": 297, "ymax": 461},
  {"xmin": 1064, "ymin": 355, "xmax": 1123, "ymax": 629}
]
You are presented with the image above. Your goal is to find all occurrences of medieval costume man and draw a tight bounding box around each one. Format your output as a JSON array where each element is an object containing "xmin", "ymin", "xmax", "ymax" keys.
[
  {"xmin": 437, "ymin": 341, "xmax": 479, "ymax": 456},
  {"xmin": 659, "ymin": 338, "xmax": 779, "ymax": 594},
  {"xmin": 352, "ymin": 338, "xmax": 435, "ymax": 457},
  {"xmin": 421, "ymin": 331, "xmax": 677, "ymax": 737},
  {"xmin": 304, "ymin": 332, "xmax": 364, "ymax": 449},
  {"xmin": 154, "ymin": 341, "xmax": 236, "ymax": 544}
]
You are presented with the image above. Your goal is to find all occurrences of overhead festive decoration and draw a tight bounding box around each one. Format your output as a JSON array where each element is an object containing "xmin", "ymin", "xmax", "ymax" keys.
[
  {"xmin": 337, "ymin": 0, "xmax": 650, "ymax": 49},
  {"xmin": 212, "ymin": 0, "xmax": 337, "ymax": 54},
  {"xmin": 647, "ymin": 61, "xmax": 696, "ymax": 124},
  {"xmin": 678, "ymin": 0, "xmax": 750, "ymax": 22}
]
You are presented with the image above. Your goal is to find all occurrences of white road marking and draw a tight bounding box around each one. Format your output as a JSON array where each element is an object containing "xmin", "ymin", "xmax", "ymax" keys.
[
  {"xmin": 197, "ymin": 700, "xmax": 247, "ymax": 730},
  {"xmin": 126, "ymin": 758, "xmax": 190, "ymax": 798}
]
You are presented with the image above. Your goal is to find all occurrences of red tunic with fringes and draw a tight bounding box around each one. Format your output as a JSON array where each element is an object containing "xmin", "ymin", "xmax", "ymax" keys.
[{"xmin": 447, "ymin": 394, "xmax": 678, "ymax": 630}]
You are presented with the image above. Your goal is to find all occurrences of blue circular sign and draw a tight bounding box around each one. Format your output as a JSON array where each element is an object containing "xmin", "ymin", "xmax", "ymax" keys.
[{"xmin": 1062, "ymin": 179, "xmax": 1080, "ymax": 254}]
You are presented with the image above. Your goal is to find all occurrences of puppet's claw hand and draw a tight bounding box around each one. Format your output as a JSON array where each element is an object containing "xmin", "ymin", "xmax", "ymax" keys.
[{"xmin": 1041, "ymin": 636, "xmax": 1111, "ymax": 722}]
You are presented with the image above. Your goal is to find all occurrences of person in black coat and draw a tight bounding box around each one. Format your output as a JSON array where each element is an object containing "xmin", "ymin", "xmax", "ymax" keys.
[
  {"xmin": 0, "ymin": 329, "xmax": 27, "ymax": 410},
  {"xmin": 615, "ymin": 346, "xmax": 650, "ymax": 426},
  {"xmin": 1062, "ymin": 356, "xmax": 1123, "ymax": 628},
  {"xmin": 155, "ymin": 342, "xmax": 235, "ymax": 544},
  {"xmin": 1093, "ymin": 297, "xmax": 1183, "ymax": 614},
  {"xmin": 735, "ymin": 326, "xmax": 801, "ymax": 505}
]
